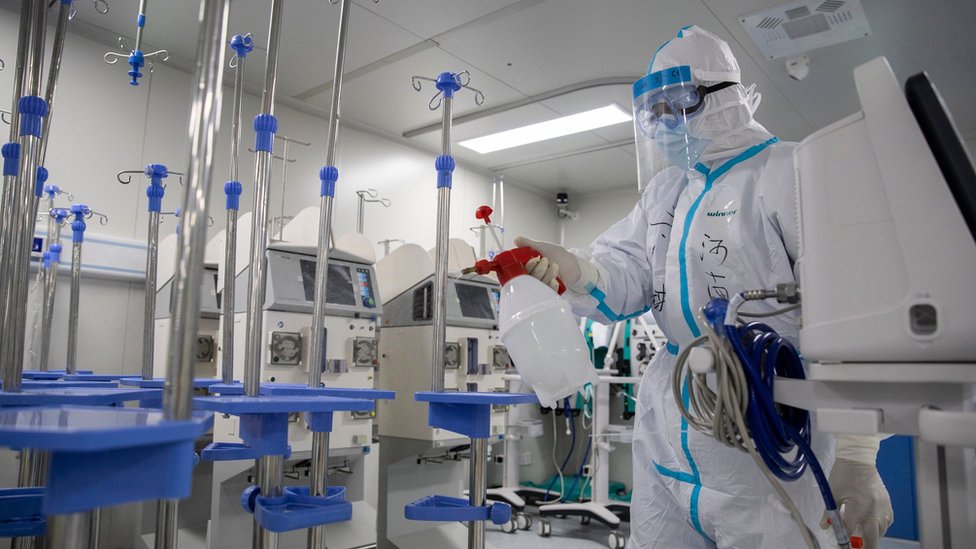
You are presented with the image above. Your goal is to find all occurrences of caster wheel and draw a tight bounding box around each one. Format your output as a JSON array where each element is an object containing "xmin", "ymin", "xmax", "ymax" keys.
[
  {"xmin": 581, "ymin": 515, "xmax": 591, "ymax": 525},
  {"xmin": 555, "ymin": 513, "xmax": 567, "ymax": 519},
  {"xmin": 516, "ymin": 512, "xmax": 532, "ymax": 530},
  {"xmin": 501, "ymin": 519, "xmax": 516, "ymax": 534},
  {"xmin": 538, "ymin": 520, "xmax": 551, "ymax": 537},
  {"xmin": 608, "ymin": 531, "xmax": 626, "ymax": 549}
]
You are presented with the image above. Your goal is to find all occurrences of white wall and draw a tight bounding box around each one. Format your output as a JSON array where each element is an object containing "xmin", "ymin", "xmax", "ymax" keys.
[
  {"xmin": 560, "ymin": 187, "xmax": 640, "ymax": 251},
  {"xmin": 0, "ymin": 9, "xmax": 559, "ymax": 373}
]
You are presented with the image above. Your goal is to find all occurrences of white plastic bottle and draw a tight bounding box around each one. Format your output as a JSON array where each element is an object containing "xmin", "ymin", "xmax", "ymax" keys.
[{"xmin": 470, "ymin": 248, "xmax": 598, "ymax": 408}]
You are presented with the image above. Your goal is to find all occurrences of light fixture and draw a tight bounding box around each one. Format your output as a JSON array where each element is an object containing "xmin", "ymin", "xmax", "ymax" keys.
[{"xmin": 458, "ymin": 104, "xmax": 632, "ymax": 154}]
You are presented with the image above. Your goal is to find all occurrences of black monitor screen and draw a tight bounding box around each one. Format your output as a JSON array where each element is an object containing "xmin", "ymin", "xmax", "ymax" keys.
[
  {"xmin": 905, "ymin": 72, "xmax": 976, "ymax": 239},
  {"xmin": 456, "ymin": 283, "xmax": 494, "ymax": 320},
  {"xmin": 300, "ymin": 260, "xmax": 356, "ymax": 306}
]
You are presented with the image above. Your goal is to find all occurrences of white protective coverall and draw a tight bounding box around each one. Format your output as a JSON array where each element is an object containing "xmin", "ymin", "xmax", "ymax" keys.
[{"xmin": 561, "ymin": 26, "xmax": 839, "ymax": 548}]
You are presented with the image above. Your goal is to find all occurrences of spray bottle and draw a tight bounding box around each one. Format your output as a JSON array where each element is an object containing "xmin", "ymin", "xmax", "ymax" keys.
[{"xmin": 464, "ymin": 247, "xmax": 598, "ymax": 408}]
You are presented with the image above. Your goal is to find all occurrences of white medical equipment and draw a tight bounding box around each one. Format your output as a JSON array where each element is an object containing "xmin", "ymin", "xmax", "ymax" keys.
[
  {"xmin": 783, "ymin": 56, "xmax": 976, "ymax": 548},
  {"xmin": 375, "ymin": 240, "xmax": 511, "ymax": 548},
  {"xmin": 207, "ymin": 225, "xmax": 384, "ymax": 549}
]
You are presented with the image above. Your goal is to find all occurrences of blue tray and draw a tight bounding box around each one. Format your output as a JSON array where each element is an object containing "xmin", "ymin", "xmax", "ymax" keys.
[
  {"xmin": 404, "ymin": 495, "xmax": 510, "ymax": 525},
  {"xmin": 120, "ymin": 378, "xmax": 225, "ymax": 389},
  {"xmin": 415, "ymin": 392, "xmax": 537, "ymax": 438},
  {"xmin": 0, "ymin": 487, "xmax": 45, "ymax": 537},
  {"xmin": 246, "ymin": 485, "xmax": 352, "ymax": 532},
  {"xmin": 207, "ymin": 382, "xmax": 394, "ymax": 401},
  {"xmin": 0, "ymin": 388, "xmax": 162, "ymax": 407},
  {"xmin": 61, "ymin": 374, "xmax": 140, "ymax": 382},
  {"xmin": 0, "ymin": 405, "xmax": 212, "ymax": 514},
  {"xmin": 193, "ymin": 395, "xmax": 375, "ymax": 414},
  {"xmin": 17, "ymin": 380, "xmax": 119, "ymax": 389},
  {"xmin": 21, "ymin": 370, "xmax": 93, "ymax": 380}
]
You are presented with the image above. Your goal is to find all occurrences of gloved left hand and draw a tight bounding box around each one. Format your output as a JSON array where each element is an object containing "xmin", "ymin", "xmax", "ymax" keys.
[{"xmin": 820, "ymin": 435, "xmax": 893, "ymax": 549}]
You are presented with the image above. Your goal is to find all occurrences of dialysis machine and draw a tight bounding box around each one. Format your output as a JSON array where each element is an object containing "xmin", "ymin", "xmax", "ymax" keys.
[
  {"xmin": 208, "ymin": 208, "xmax": 386, "ymax": 548},
  {"xmin": 152, "ymin": 232, "xmax": 222, "ymax": 379},
  {"xmin": 375, "ymin": 239, "xmax": 511, "ymax": 549}
]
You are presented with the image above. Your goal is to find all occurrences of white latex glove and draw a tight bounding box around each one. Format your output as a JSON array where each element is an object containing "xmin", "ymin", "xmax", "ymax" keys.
[
  {"xmin": 514, "ymin": 236, "xmax": 598, "ymax": 294},
  {"xmin": 820, "ymin": 435, "xmax": 893, "ymax": 549}
]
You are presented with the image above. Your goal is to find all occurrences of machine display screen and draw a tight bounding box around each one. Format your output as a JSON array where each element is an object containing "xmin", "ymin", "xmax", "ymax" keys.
[
  {"xmin": 357, "ymin": 268, "xmax": 376, "ymax": 308},
  {"xmin": 299, "ymin": 260, "xmax": 357, "ymax": 306},
  {"xmin": 456, "ymin": 283, "xmax": 495, "ymax": 320}
]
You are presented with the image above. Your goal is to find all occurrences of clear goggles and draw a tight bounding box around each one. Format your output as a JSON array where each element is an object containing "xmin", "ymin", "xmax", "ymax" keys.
[{"xmin": 632, "ymin": 66, "xmax": 736, "ymax": 136}]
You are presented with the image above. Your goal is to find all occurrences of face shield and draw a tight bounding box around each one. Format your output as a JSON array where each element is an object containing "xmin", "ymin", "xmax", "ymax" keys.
[{"xmin": 632, "ymin": 65, "xmax": 737, "ymax": 190}]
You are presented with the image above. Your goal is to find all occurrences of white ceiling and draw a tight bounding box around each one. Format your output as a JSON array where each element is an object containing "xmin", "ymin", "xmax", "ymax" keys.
[{"xmin": 4, "ymin": 0, "xmax": 975, "ymax": 195}]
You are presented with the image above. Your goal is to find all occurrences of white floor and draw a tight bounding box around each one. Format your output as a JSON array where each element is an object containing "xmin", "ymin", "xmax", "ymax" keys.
[
  {"xmin": 485, "ymin": 515, "xmax": 629, "ymax": 548},
  {"xmin": 483, "ymin": 516, "xmax": 919, "ymax": 549}
]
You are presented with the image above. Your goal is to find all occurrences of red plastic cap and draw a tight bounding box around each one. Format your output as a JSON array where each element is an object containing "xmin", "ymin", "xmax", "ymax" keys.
[
  {"xmin": 475, "ymin": 205, "xmax": 493, "ymax": 225},
  {"xmin": 851, "ymin": 537, "xmax": 863, "ymax": 549},
  {"xmin": 471, "ymin": 247, "xmax": 565, "ymax": 294}
]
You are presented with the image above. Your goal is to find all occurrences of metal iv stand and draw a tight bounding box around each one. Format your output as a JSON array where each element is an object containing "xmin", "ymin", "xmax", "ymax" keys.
[
  {"xmin": 306, "ymin": 1, "xmax": 351, "ymax": 546},
  {"xmin": 221, "ymin": 32, "xmax": 253, "ymax": 384},
  {"xmin": 36, "ymin": 201, "xmax": 71, "ymax": 373},
  {"xmin": 116, "ymin": 166, "xmax": 184, "ymax": 380},
  {"xmin": 469, "ymin": 176, "xmax": 505, "ymax": 260},
  {"xmin": 243, "ymin": 2, "xmax": 287, "ymax": 547},
  {"xmin": 355, "ymin": 189, "xmax": 391, "ymax": 234},
  {"xmin": 268, "ymin": 134, "xmax": 311, "ymax": 240},
  {"xmin": 64, "ymin": 204, "xmax": 109, "ymax": 375},
  {"xmin": 403, "ymin": 71, "xmax": 536, "ymax": 549},
  {"xmin": 155, "ymin": 0, "xmax": 232, "ymax": 546},
  {"xmin": 103, "ymin": 0, "xmax": 169, "ymax": 86},
  {"xmin": 0, "ymin": 3, "xmax": 212, "ymax": 549}
]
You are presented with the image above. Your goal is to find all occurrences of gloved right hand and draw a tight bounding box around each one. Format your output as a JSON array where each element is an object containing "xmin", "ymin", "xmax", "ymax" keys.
[{"xmin": 514, "ymin": 236, "xmax": 598, "ymax": 294}]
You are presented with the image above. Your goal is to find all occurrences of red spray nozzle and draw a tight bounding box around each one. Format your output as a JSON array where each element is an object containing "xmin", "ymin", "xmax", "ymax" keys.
[
  {"xmin": 466, "ymin": 247, "xmax": 566, "ymax": 294},
  {"xmin": 475, "ymin": 205, "xmax": 493, "ymax": 225}
]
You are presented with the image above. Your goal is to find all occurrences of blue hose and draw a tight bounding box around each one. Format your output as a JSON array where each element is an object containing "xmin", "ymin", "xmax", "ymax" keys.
[
  {"xmin": 564, "ymin": 438, "xmax": 592, "ymax": 502},
  {"xmin": 723, "ymin": 319, "xmax": 837, "ymax": 511}
]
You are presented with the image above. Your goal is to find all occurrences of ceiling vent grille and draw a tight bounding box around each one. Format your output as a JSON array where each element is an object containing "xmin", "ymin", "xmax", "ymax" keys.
[{"xmin": 740, "ymin": 0, "xmax": 871, "ymax": 59}]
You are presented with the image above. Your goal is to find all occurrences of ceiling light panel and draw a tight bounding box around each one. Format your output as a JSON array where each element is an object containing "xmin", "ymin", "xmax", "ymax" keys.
[{"xmin": 458, "ymin": 104, "xmax": 632, "ymax": 154}]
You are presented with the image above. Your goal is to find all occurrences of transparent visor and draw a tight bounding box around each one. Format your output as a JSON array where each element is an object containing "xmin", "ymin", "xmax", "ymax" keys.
[{"xmin": 632, "ymin": 66, "xmax": 708, "ymax": 190}]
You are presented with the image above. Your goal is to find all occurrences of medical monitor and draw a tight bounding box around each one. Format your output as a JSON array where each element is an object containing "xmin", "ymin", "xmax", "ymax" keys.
[
  {"xmin": 795, "ymin": 57, "xmax": 976, "ymax": 363},
  {"xmin": 904, "ymin": 72, "xmax": 976, "ymax": 239}
]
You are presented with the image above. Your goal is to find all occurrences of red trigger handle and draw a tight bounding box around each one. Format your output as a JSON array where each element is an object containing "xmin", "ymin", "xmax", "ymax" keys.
[{"xmin": 470, "ymin": 247, "xmax": 566, "ymax": 295}]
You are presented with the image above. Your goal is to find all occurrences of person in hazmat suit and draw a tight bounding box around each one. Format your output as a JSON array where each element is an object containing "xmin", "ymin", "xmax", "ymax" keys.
[{"xmin": 516, "ymin": 25, "xmax": 892, "ymax": 548}]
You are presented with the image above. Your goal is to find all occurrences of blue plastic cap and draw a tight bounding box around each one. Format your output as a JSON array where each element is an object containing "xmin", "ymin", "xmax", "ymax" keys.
[
  {"xmin": 253, "ymin": 114, "xmax": 278, "ymax": 153},
  {"xmin": 224, "ymin": 180, "xmax": 242, "ymax": 210},
  {"xmin": 319, "ymin": 166, "xmax": 338, "ymax": 197},
  {"xmin": 34, "ymin": 166, "xmax": 48, "ymax": 197},
  {"xmin": 49, "ymin": 243, "xmax": 62, "ymax": 264},
  {"xmin": 435, "ymin": 72, "xmax": 462, "ymax": 98},
  {"xmin": 145, "ymin": 163, "xmax": 168, "ymax": 180},
  {"xmin": 17, "ymin": 96, "xmax": 48, "ymax": 137},
  {"xmin": 137, "ymin": 13, "xmax": 146, "ymax": 28},
  {"xmin": 42, "ymin": 251, "xmax": 51, "ymax": 269},
  {"xmin": 702, "ymin": 297, "xmax": 729, "ymax": 331},
  {"xmin": 51, "ymin": 208, "xmax": 69, "ymax": 222},
  {"xmin": 230, "ymin": 34, "xmax": 254, "ymax": 58},
  {"xmin": 44, "ymin": 184, "xmax": 60, "ymax": 198},
  {"xmin": 146, "ymin": 180, "xmax": 165, "ymax": 213},
  {"xmin": 128, "ymin": 51, "xmax": 145, "ymax": 86},
  {"xmin": 435, "ymin": 155, "xmax": 455, "ymax": 188},
  {"xmin": 2, "ymin": 142, "xmax": 19, "ymax": 177},
  {"xmin": 71, "ymin": 217, "xmax": 87, "ymax": 242}
]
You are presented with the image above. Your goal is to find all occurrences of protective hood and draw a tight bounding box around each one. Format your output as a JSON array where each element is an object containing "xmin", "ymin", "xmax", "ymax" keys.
[{"xmin": 647, "ymin": 25, "xmax": 773, "ymax": 165}]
